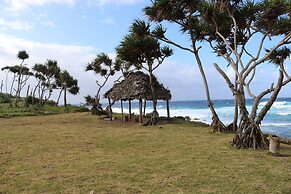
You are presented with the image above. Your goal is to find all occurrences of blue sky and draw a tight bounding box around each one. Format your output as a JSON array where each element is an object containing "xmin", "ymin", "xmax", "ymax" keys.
[{"xmin": 0, "ymin": 0, "xmax": 290, "ymax": 104}]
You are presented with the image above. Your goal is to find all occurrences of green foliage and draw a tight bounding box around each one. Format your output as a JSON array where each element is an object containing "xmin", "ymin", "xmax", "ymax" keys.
[
  {"xmin": 145, "ymin": 0, "xmax": 291, "ymax": 45},
  {"xmin": 86, "ymin": 53, "xmax": 118, "ymax": 78},
  {"xmin": 266, "ymin": 46, "xmax": 291, "ymax": 65},
  {"xmin": 0, "ymin": 102, "xmax": 88, "ymax": 118},
  {"xmin": 57, "ymin": 70, "xmax": 79, "ymax": 95},
  {"xmin": 116, "ymin": 20, "xmax": 173, "ymax": 69},
  {"xmin": 1, "ymin": 65, "xmax": 33, "ymax": 76},
  {"xmin": 17, "ymin": 50, "xmax": 29, "ymax": 61},
  {"xmin": 25, "ymin": 96, "xmax": 56, "ymax": 106},
  {"xmin": 84, "ymin": 95, "xmax": 95, "ymax": 105},
  {"xmin": 0, "ymin": 93, "xmax": 12, "ymax": 103}
]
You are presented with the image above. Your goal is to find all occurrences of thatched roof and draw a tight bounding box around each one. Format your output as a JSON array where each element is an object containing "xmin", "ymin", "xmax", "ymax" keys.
[{"xmin": 104, "ymin": 71, "xmax": 171, "ymax": 101}]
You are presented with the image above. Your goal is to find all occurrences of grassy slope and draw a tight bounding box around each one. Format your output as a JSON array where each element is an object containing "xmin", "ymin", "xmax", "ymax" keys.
[
  {"xmin": 0, "ymin": 113, "xmax": 290, "ymax": 194},
  {"xmin": 0, "ymin": 103, "xmax": 88, "ymax": 118}
]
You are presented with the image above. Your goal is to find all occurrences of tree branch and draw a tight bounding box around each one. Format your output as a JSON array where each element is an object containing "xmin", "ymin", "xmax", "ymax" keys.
[
  {"xmin": 213, "ymin": 63, "xmax": 237, "ymax": 94},
  {"xmin": 243, "ymin": 32, "xmax": 291, "ymax": 82}
]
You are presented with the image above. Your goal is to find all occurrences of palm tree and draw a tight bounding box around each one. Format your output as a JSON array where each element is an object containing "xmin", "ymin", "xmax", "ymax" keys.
[{"xmin": 116, "ymin": 20, "xmax": 173, "ymax": 125}]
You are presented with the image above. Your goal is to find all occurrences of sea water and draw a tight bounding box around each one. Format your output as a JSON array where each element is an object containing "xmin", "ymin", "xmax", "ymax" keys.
[{"xmin": 109, "ymin": 98, "xmax": 291, "ymax": 138}]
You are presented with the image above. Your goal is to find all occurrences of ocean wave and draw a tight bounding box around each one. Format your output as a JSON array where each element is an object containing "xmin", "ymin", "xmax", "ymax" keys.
[
  {"xmin": 276, "ymin": 112, "xmax": 291, "ymax": 116},
  {"xmin": 261, "ymin": 123, "xmax": 291, "ymax": 127},
  {"xmin": 259, "ymin": 101, "xmax": 288, "ymax": 107}
]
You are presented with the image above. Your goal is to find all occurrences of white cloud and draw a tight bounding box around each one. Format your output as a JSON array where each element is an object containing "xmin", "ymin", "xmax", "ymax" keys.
[
  {"xmin": 99, "ymin": 17, "xmax": 117, "ymax": 26},
  {"xmin": 5, "ymin": 0, "xmax": 76, "ymax": 12},
  {"xmin": 40, "ymin": 20, "xmax": 56, "ymax": 28},
  {"xmin": 0, "ymin": 33, "xmax": 98, "ymax": 104},
  {"xmin": 89, "ymin": 0, "xmax": 142, "ymax": 7},
  {"xmin": 0, "ymin": 18, "xmax": 32, "ymax": 30}
]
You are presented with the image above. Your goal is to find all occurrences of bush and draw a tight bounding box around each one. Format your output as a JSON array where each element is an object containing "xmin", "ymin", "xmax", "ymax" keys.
[
  {"xmin": 0, "ymin": 93, "xmax": 12, "ymax": 103},
  {"xmin": 26, "ymin": 96, "xmax": 57, "ymax": 106}
]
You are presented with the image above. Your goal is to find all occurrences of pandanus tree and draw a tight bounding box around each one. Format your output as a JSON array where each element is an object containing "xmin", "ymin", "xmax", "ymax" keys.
[
  {"xmin": 1, "ymin": 51, "xmax": 33, "ymax": 106},
  {"xmin": 146, "ymin": 0, "xmax": 291, "ymax": 149},
  {"xmin": 56, "ymin": 70, "xmax": 79, "ymax": 107},
  {"xmin": 32, "ymin": 60, "xmax": 61, "ymax": 105},
  {"xmin": 144, "ymin": 1, "xmax": 227, "ymax": 131},
  {"xmin": 116, "ymin": 20, "xmax": 173, "ymax": 125},
  {"xmin": 85, "ymin": 53, "xmax": 120, "ymax": 114},
  {"xmin": 113, "ymin": 58, "xmax": 135, "ymax": 83}
]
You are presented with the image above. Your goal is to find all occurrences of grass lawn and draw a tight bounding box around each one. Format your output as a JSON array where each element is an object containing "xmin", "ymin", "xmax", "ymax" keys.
[{"xmin": 0, "ymin": 113, "xmax": 290, "ymax": 193}]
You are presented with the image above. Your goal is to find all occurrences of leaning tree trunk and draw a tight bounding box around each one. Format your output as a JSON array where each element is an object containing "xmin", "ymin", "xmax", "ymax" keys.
[
  {"xmin": 192, "ymin": 46, "xmax": 226, "ymax": 132},
  {"xmin": 56, "ymin": 88, "xmax": 63, "ymax": 106}
]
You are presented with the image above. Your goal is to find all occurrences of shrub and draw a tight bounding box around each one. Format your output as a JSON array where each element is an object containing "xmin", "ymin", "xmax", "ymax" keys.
[{"xmin": 0, "ymin": 93, "xmax": 12, "ymax": 103}]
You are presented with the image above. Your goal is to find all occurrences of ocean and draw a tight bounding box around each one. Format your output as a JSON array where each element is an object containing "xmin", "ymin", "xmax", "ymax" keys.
[{"xmin": 109, "ymin": 98, "xmax": 291, "ymax": 138}]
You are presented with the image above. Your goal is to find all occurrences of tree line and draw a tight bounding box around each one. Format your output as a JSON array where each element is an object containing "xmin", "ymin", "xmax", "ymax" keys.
[{"xmin": 1, "ymin": 50, "xmax": 79, "ymax": 107}]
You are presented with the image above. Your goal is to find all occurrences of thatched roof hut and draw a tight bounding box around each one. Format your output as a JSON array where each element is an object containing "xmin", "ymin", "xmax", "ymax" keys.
[
  {"xmin": 104, "ymin": 71, "xmax": 171, "ymax": 101},
  {"xmin": 104, "ymin": 71, "xmax": 171, "ymax": 123}
]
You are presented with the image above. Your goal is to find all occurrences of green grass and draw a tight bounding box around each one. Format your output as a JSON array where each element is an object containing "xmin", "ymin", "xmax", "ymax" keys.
[
  {"xmin": 0, "ymin": 113, "xmax": 290, "ymax": 193},
  {"xmin": 0, "ymin": 103, "xmax": 89, "ymax": 118}
]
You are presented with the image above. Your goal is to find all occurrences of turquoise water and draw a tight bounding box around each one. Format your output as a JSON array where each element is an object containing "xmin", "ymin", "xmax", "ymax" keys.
[{"xmin": 111, "ymin": 98, "xmax": 291, "ymax": 138}]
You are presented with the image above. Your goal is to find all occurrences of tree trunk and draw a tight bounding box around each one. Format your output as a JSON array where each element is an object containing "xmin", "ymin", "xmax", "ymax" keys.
[
  {"xmin": 57, "ymin": 88, "xmax": 63, "ymax": 106},
  {"xmin": 10, "ymin": 74, "xmax": 16, "ymax": 96},
  {"xmin": 15, "ymin": 71, "xmax": 23, "ymax": 106},
  {"xmin": 0, "ymin": 80, "xmax": 3, "ymax": 93},
  {"xmin": 149, "ymin": 70, "xmax": 158, "ymax": 125},
  {"xmin": 232, "ymin": 72, "xmax": 239, "ymax": 132},
  {"xmin": 193, "ymin": 49, "xmax": 226, "ymax": 132},
  {"xmin": 24, "ymin": 85, "xmax": 30, "ymax": 107},
  {"xmin": 5, "ymin": 71, "xmax": 8, "ymax": 94},
  {"xmin": 64, "ymin": 87, "xmax": 67, "ymax": 107},
  {"xmin": 233, "ymin": 70, "xmax": 284, "ymax": 150},
  {"xmin": 232, "ymin": 87, "xmax": 267, "ymax": 150},
  {"xmin": 143, "ymin": 99, "xmax": 146, "ymax": 116},
  {"xmin": 108, "ymin": 98, "xmax": 112, "ymax": 121},
  {"xmin": 166, "ymin": 100, "xmax": 170, "ymax": 119},
  {"xmin": 139, "ymin": 96, "xmax": 143, "ymax": 124},
  {"xmin": 121, "ymin": 100, "xmax": 124, "ymax": 122},
  {"xmin": 129, "ymin": 99, "xmax": 132, "ymax": 120},
  {"xmin": 232, "ymin": 122, "xmax": 269, "ymax": 150}
]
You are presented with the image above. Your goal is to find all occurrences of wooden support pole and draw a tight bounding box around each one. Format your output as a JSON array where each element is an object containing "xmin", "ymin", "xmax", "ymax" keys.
[
  {"xmin": 121, "ymin": 100, "xmax": 124, "ymax": 122},
  {"xmin": 129, "ymin": 99, "xmax": 132, "ymax": 120},
  {"xmin": 139, "ymin": 96, "xmax": 143, "ymax": 124},
  {"xmin": 166, "ymin": 100, "xmax": 170, "ymax": 119},
  {"xmin": 108, "ymin": 98, "xmax": 112, "ymax": 121},
  {"xmin": 143, "ymin": 99, "xmax": 146, "ymax": 116}
]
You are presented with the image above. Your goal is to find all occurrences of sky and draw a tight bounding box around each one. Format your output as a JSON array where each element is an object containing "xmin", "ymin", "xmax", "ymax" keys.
[{"xmin": 0, "ymin": 0, "xmax": 290, "ymax": 104}]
